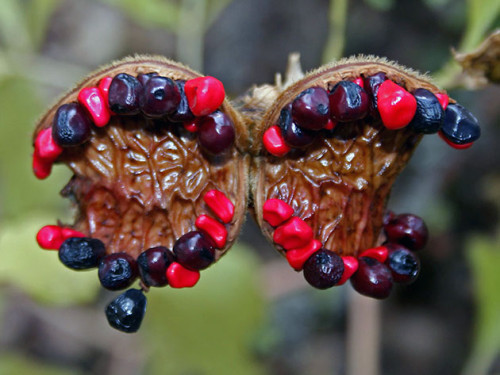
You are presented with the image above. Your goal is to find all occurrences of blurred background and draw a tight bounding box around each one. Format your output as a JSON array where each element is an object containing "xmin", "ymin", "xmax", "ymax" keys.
[{"xmin": 0, "ymin": 0, "xmax": 498, "ymax": 374}]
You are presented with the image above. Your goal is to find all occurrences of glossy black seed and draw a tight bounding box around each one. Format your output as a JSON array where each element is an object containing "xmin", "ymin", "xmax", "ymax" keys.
[
  {"xmin": 350, "ymin": 257, "xmax": 393, "ymax": 299},
  {"xmin": 105, "ymin": 289, "xmax": 147, "ymax": 333},
  {"xmin": 173, "ymin": 231, "xmax": 216, "ymax": 270},
  {"xmin": 136, "ymin": 72, "xmax": 158, "ymax": 86},
  {"xmin": 198, "ymin": 111, "xmax": 235, "ymax": 154},
  {"xmin": 409, "ymin": 88, "xmax": 444, "ymax": 134},
  {"xmin": 329, "ymin": 81, "xmax": 369, "ymax": 122},
  {"xmin": 52, "ymin": 103, "xmax": 92, "ymax": 147},
  {"xmin": 303, "ymin": 249, "xmax": 344, "ymax": 289},
  {"xmin": 441, "ymin": 103, "xmax": 480, "ymax": 144},
  {"xmin": 279, "ymin": 105, "xmax": 315, "ymax": 148},
  {"xmin": 108, "ymin": 73, "xmax": 144, "ymax": 115},
  {"xmin": 363, "ymin": 72, "xmax": 387, "ymax": 109},
  {"xmin": 141, "ymin": 76, "xmax": 181, "ymax": 118},
  {"xmin": 98, "ymin": 253, "xmax": 138, "ymax": 290},
  {"xmin": 137, "ymin": 246, "xmax": 175, "ymax": 287},
  {"xmin": 384, "ymin": 213, "xmax": 428, "ymax": 251},
  {"xmin": 385, "ymin": 243, "xmax": 420, "ymax": 284},
  {"xmin": 168, "ymin": 80, "xmax": 195, "ymax": 123},
  {"xmin": 292, "ymin": 87, "xmax": 330, "ymax": 130},
  {"xmin": 58, "ymin": 237, "xmax": 106, "ymax": 270}
]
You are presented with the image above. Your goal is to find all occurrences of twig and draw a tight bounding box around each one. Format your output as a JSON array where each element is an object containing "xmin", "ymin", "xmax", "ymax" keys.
[{"xmin": 322, "ymin": 0, "xmax": 348, "ymax": 64}]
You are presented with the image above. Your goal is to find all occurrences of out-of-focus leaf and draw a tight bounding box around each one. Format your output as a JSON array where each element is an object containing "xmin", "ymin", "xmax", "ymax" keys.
[
  {"xmin": 25, "ymin": 0, "xmax": 63, "ymax": 50},
  {"xmin": 0, "ymin": 353, "xmax": 80, "ymax": 375},
  {"xmin": 98, "ymin": 0, "xmax": 179, "ymax": 31},
  {"xmin": 0, "ymin": 214, "xmax": 100, "ymax": 305},
  {"xmin": 454, "ymin": 29, "xmax": 500, "ymax": 87},
  {"xmin": 461, "ymin": 0, "xmax": 500, "ymax": 52},
  {"xmin": 0, "ymin": 0, "xmax": 33, "ymax": 52},
  {"xmin": 206, "ymin": 0, "xmax": 234, "ymax": 27},
  {"xmin": 0, "ymin": 77, "xmax": 72, "ymax": 220},
  {"xmin": 462, "ymin": 234, "xmax": 500, "ymax": 375},
  {"xmin": 143, "ymin": 243, "xmax": 266, "ymax": 375},
  {"xmin": 363, "ymin": 0, "xmax": 395, "ymax": 11}
]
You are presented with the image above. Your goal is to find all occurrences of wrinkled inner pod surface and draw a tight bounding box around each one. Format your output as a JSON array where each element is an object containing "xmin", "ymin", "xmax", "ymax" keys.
[
  {"xmin": 33, "ymin": 56, "xmax": 249, "ymax": 262},
  {"xmin": 251, "ymin": 58, "xmax": 447, "ymax": 258}
]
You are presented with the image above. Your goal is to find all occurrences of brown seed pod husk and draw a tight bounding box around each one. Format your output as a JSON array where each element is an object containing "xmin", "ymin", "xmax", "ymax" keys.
[
  {"xmin": 250, "ymin": 55, "xmax": 449, "ymax": 258},
  {"xmin": 33, "ymin": 55, "xmax": 249, "ymax": 261}
]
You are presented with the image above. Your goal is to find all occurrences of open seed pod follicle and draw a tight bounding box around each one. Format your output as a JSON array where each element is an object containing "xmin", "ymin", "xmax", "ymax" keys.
[{"xmin": 32, "ymin": 55, "xmax": 481, "ymax": 332}]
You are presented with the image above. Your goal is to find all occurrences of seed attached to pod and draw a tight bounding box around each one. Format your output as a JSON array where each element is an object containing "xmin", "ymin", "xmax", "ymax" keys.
[
  {"xmin": 262, "ymin": 125, "xmax": 291, "ymax": 157},
  {"xmin": 273, "ymin": 217, "xmax": 314, "ymax": 250},
  {"xmin": 279, "ymin": 105, "xmax": 315, "ymax": 148},
  {"xmin": 292, "ymin": 87, "xmax": 330, "ymax": 130},
  {"xmin": 52, "ymin": 103, "xmax": 92, "ymax": 147},
  {"xmin": 351, "ymin": 257, "xmax": 393, "ymax": 299},
  {"xmin": 385, "ymin": 243, "xmax": 420, "ymax": 284},
  {"xmin": 58, "ymin": 237, "xmax": 106, "ymax": 270},
  {"xmin": 98, "ymin": 252, "xmax": 138, "ymax": 290},
  {"xmin": 363, "ymin": 72, "xmax": 387, "ymax": 110},
  {"xmin": 108, "ymin": 73, "xmax": 144, "ymax": 115},
  {"xmin": 384, "ymin": 213, "xmax": 428, "ymax": 251},
  {"xmin": 105, "ymin": 288, "xmax": 147, "ymax": 333},
  {"xmin": 303, "ymin": 249, "xmax": 344, "ymax": 289},
  {"xmin": 137, "ymin": 246, "xmax": 175, "ymax": 287},
  {"xmin": 168, "ymin": 80, "xmax": 195, "ymax": 123},
  {"xmin": 173, "ymin": 231, "xmax": 216, "ymax": 270},
  {"xmin": 263, "ymin": 199, "xmax": 294, "ymax": 227},
  {"xmin": 184, "ymin": 76, "xmax": 225, "ymax": 116},
  {"xmin": 195, "ymin": 214, "xmax": 228, "ymax": 249},
  {"xmin": 409, "ymin": 88, "xmax": 444, "ymax": 134},
  {"xmin": 286, "ymin": 239, "xmax": 322, "ymax": 271},
  {"xmin": 329, "ymin": 81, "xmax": 369, "ymax": 122},
  {"xmin": 197, "ymin": 111, "xmax": 235, "ymax": 154},
  {"xmin": 336, "ymin": 256, "xmax": 358, "ymax": 285},
  {"xmin": 377, "ymin": 80, "xmax": 417, "ymax": 129},
  {"xmin": 78, "ymin": 87, "xmax": 111, "ymax": 127},
  {"xmin": 166, "ymin": 262, "xmax": 201, "ymax": 288},
  {"xmin": 141, "ymin": 76, "xmax": 181, "ymax": 118}
]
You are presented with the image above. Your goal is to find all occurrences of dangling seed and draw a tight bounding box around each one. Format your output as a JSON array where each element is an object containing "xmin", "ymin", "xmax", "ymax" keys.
[
  {"xmin": 166, "ymin": 262, "xmax": 200, "ymax": 288},
  {"xmin": 440, "ymin": 103, "xmax": 480, "ymax": 145},
  {"xmin": 105, "ymin": 288, "xmax": 147, "ymax": 333}
]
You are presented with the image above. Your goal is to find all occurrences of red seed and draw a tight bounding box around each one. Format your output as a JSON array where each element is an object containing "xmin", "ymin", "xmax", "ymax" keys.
[
  {"xmin": 166, "ymin": 262, "xmax": 200, "ymax": 288},
  {"xmin": 438, "ymin": 131, "xmax": 473, "ymax": 149},
  {"xmin": 35, "ymin": 128, "xmax": 63, "ymax": 160},
  {"xmin": 36, "ymin": 225, "xmax": 64, "ymax": 250},
  {"xmin": 336, "ymin": 256, "xmax": 359, "ymax": 285},
  {"xmin": 184, "ymin": 76, "xmax": 225, "ymax": 116},
  {"xmin": 32, "ymin": 151, "xmax": 52, "ymax": 179},
  {"xmin": 286, "ymin": 239, "xmax": 322, "ymax": 271},
  {"xmin": 78, "ymin": 87, "xmax": 111, "ymax": 127},
  {"xmin": 263, "ymin": 125, "xmax": 291, "ymax": 157},
  {"xmin": 61, "ymin": 228, "xmax": 86, "ymax": 240},
  {"xmin": 377, "ymin": 80, "xmax": 417, "ymax": 129},
  {"xmin": 183, "ymin": 120, "xmax": 199, "ymax": 132},
  {"xmin": 435, "ymin": 93, "xmax": 449, "ymax": 110},
  {"xmin": 273, "ymin": 217, "xmax": 314, "ymax": 251},
  {"xmin": 262, "ymin": 199, "xmax": 294, "ymax": 227},
  {"xmin": 359, "ymin": 246, "xmax": 389, "ymax": 263},
  {"xmin": 195, "ymin": 214, "xmax": 227, "ymax": 248},
  {"xmin": 324, "ymin": 119, "xmax": 336, "ymax": 130},
  {"xmin": 353, "ymin": 77, "xmax": 364, "ymax": 88},
  {"xmin": 203, "ymin": 190, "xmax": 234, "ymax": 223},
  {"xmin": 98, "ymin": 76, "xmax": 113, "ymax": 108}
]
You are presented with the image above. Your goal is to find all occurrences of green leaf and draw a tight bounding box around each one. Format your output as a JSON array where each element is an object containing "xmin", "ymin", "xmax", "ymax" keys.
[
  {"xmin": 25, "ymin": 0, "xmax": 63, "ymax": 50},
  {"xmin": 142, "ymin": 243, "xmax": 266, "ymax": 375},
  {"xmin": 461, "ymin": 0, "xmax": 500, "ymax": 51},
  {"xmin": 0, "ymin": 352, "xmax": 81, "ymax": 375},
  {"xmin": 462, "ymin": 234, "xmax": 500, "ymax": 375},
  {"xmin": 0, "ymin": 213, "xmax": 100, "ymax": 306}
]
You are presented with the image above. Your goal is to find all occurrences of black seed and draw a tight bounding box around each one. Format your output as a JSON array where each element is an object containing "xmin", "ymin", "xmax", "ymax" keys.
[
  {"xmin": 198, "ymin": 111, "xmax": 235, "ymax": 154},
  {"xmin": 386, "ymin": 243, "xmax": 420, "ymax": 284},
  {"xmin": 136, "ymin": 72, "xmax": 158, "ymax": 86},
  {"xmin": 108, "ymin": 73, "xmax": 144, "ymax": 115},
  {"xmin": 384, "ymin": 213, "xmax": 428, "ymax": 251},
  {"xmin": 58, "ymin": 237, "xmax": 106, "ymax": 270},
  {"xmin": 292, "ymin": 87, "xmax": 330, "ymax": 130},
  {"xmin": 409, "ymin": 88, "xmax": 444, "ymax": 134},
  {"xmin": 350, "ymin": 257, "xmax": 393, "ymax": 299},
  {"xmin": 279, "ymin": 105, "xmax": 315, "ymax": 148},
  {"xmin": 441, "ymin": 103, "xmax": 480, "ymax": 144},
  {"xmin": 173, "ymin": 231, "xmax": 216, "ymax": 270},
  {"xmin": 98, "ymin": 252, "xmax": 138, "ymax": 290},
  {"xmin": 52, "ymin": 103, "xmax": 92, "ymax": 147},
  {"xmin": 329, "ymin": 81, "xmax": 369, "ymax": 122},
  {"xmin": 303, "ymin": 249, "xmax": 344, "ymax": 289},
  {"xmin": 137, "ymin": 246, "xmax": 175, "ymax": 287},
  {"xmin": 363, "ymin": 72, "xmax": 387, "ymax": 110},
  {"xmin": 168, "ymin": 80, "xmax": 195, "ymax": 123},
  {"xmin": 105, "ymin": 289, "xmax": 147, "ymax": 333},
  {"xmin": 141, "ymin": 76, "xmax": 181, "ymax": 118}
]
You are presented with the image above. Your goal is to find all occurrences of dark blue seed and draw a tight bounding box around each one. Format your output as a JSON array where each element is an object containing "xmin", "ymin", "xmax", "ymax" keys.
[
  {"xmin": 351, "ymin": 257, "xmax": 393, "ymax": 299},
  {"xmin": 136, "ymin": 72, "xmax": 158, "ymax": 86},
  {"xmin": 329, "ymin": 81, "xmax": 369, "ymax": 122},
  {"xmin": 108, "ymin": 73, "xmax": 143, "ymax": 115},
  {"xmin": 58, "ymin": 237, "xmax": 106, "ymax": 270},
  {"xmin": 98, "ymin": 252, "xmax": 138, "ymax": 290},
  {"xmin": 105, "ymin": 288, "xmax": 146, "ymax": 333},
  {"xmin": 137, "ymin": 246, "xmax": 175, "ymax": 287},
  {"xmin": 303, "ymin": 249, "xmax": 344, "ymax": 289},
  {"xmin": 198, "ymin": 111, "xmax": 235, "ymax": 154},
  {"xmin": 292, "ymin": 87, "xmax": 330, "ymax": 130},
  {"xmin": 363, "ymin": 72, "xmax": 387, "ymax": 109},
  {"xmin": 386, "ymin": 243, "xmax": 420, "ymax": 284},
  {"xmin": 279, "ymin": 105, "xmax": 315, "ymax": 148},
  {"xmin": 409, "ymin": 88, "xmax": 444, "ymax": 134},
  {"xmin": 173, "ymin": 231, "xmax": 215, "ymax": 270},
  {"xmin": 52, "ymin": 103, "xmax": 92, "ymax": 147},
  {"xmin": 441, "ymin": 103, "xmax": 480, "ymax": 144},
  {"xmin": 168, "ymin": 80, "xmax": 195, "ymax": 123},
  {"xmin": 141, "ymin": 76, "xmax": 181, "ymax": 118}
]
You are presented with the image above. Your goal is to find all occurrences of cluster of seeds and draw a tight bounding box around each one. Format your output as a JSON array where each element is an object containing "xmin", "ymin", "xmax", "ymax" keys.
[
  {"xmin": 263, "ymin": 72, "xmax": 481, "ymax": 156},
  {"xmin": 36, "ymin": 189, "xmax": 234, "ymax": 332},
  {"xmin": 32, "ymin": 73, "xmax": 235, "ymax": 180},
  {"xmin": 263, "ymin": 199, "xmax": 426, "ymax": 298}
]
